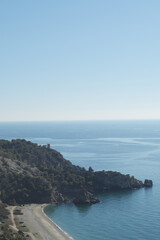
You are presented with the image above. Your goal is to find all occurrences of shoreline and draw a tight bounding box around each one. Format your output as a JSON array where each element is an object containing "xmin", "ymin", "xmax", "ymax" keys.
[
  {"xmin": 9, "ymin": 204, "xmax": 74, "ymax": 240},
  {"xmin": 42, "ymin": 204, "xmax": 74, "ymax": 240}
]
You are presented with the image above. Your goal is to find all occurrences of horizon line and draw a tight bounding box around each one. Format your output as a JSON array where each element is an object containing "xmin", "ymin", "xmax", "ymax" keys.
[{"xmin": 0, "ymin": 119, "xmax": 160, "ymax": 123}]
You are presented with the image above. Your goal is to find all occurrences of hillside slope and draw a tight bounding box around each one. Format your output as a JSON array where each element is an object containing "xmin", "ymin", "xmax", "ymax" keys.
[{"xmin": 0, "ymin": 139, "xmax": 150, "ymax": 205}]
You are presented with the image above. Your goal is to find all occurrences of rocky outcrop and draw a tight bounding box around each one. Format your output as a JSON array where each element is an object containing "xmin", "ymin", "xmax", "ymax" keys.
[
  {"xmin": 73, "ymin": 190, "xmax": 100, "ymax": 205},
  {"xmin": 62, "ymin": 171, "xmax": 146, "ymax": 205},
  {"xmin": 144, "ymin": 179, "xmax": 153, "ymax": 187},
  {"xmin": 92, "ymin": 171, "xmax": 143, "ymax": 192}
]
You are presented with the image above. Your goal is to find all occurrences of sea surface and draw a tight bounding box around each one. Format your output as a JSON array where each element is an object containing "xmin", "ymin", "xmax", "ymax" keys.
[{"xmin": 1, "ymin": 120, "xmax": 160, "ymax": 240}]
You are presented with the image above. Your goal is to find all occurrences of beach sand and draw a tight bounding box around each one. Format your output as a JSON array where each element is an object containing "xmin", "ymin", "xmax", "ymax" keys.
[{"xmin": 8, "ymin": 204, "xmax": 73, "ymax": 240}]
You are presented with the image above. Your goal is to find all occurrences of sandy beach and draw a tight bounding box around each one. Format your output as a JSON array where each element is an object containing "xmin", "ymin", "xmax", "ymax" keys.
[{"xmin": 8, "ymin": 204, "xmax": 73, "ymax": 240}]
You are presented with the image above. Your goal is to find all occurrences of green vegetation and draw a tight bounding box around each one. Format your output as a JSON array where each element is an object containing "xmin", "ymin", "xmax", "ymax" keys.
[
  {"xmin": 0, "ymin": 139, "xmax": 143, "ymax": 206},
  {"xmin": 0, "ymin": 203, "xmax": 26, "ymax": 240},
  {"xmin": 0, "ymin": 139, "xmax": 96, "ymax": 204}
]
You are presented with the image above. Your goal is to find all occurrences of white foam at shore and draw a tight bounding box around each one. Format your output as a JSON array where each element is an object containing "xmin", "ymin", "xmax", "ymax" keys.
[{"xmin": 42, "ymin": 205, "xmax": 74, "ymax": 240}]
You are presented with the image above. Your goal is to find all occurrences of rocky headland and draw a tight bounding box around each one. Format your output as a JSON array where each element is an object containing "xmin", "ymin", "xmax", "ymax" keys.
[{"xmin": 0, "ymin": 139, "xmax": 152, "ymax": 205}]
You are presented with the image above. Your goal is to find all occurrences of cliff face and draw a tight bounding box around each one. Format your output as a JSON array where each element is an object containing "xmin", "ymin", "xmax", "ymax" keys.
[
  {"xmin": 0, "ymin": 139, "xmax": 152, "ymax": 205},
  {"xmin": 93, "ymin": 171, "xmax": 143, "ymax": 192}
]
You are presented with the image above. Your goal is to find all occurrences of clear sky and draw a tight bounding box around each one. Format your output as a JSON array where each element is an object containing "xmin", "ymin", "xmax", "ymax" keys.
[{"xmin": 1, "ymin": 0, "xmax": 160, "ymax": 121}]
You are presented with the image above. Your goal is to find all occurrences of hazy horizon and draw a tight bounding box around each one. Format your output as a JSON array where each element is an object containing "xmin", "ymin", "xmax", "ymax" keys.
[{"xmin": 1, "ymin": 119, "xmax": 160, "ymax": 123}]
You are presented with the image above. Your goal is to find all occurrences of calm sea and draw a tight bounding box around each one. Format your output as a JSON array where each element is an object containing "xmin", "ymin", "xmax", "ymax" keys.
[{"xmin": 1, "ymin": 120, "xmax": 160, "ymax": 240}]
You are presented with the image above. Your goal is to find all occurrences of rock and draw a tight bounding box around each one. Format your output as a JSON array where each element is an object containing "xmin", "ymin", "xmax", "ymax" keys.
[
  {"xmin": 93, "ymin": 171, "xmax": 144, "ymax": 192},
  {"xmin": 144, "ymin": 179, "xmax": 153, "ymax": 187},
  {"xmin": 73, "ymin": 189, "xmax": 100, "ymax": 205},
  {"xmin": 51, "ymin": 191, "xmax": 65, "ymax": 203}
]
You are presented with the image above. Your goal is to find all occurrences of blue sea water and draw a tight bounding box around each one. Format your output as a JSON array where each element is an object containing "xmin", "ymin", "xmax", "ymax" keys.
[{"xmin": 1, "ymin": 120, "xmax": 160, "ymax": 240}]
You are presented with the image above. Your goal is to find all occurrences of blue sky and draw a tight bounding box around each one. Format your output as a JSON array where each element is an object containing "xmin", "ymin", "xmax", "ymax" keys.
[{"xmin": 1, "ymin": 0, "xmax": 160, "ymax": 121}]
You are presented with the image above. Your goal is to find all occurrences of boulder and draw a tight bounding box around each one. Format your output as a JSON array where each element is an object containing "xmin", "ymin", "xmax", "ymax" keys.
[
  {"xmin": 144, "ymin": 179, "xmax": 153, "ymax": 187},
  {"xmin": 73, "ymin": 190, "xmax": 100, "ymax": 205}
]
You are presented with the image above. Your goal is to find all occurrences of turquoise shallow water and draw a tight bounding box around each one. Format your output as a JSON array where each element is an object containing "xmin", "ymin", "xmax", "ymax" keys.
[{"xmin": 1, "ymin": 120, "xmax": 160, "ymax": 239}]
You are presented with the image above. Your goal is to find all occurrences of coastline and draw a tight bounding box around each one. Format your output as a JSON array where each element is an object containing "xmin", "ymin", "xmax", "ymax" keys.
[
  {"xmin": 42, "ymin": 204, "xmax": 74, "ymax": 240},
  {"xmin": 8, "ymin": 204, "xmax": 74, "ymax": 240}
]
